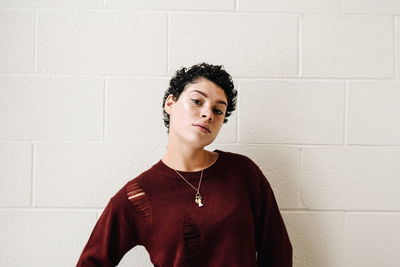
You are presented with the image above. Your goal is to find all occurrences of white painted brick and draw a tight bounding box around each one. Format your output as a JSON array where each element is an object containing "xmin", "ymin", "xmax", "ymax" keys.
[
  {"xmin": 0, "ymin": 210, "xmax": 97, "ymax": 266},
  {"xmin": 106, "ymin": 0, "xmax": 234, "ymax": 10},
  {"xmin": 302, "ymin": 15, "xmax": 393, "ymax": 78},
  {"xmin": 35, "ymin": 143, "xmax": 165, "ymax": 207},
  {"xmin": 302, "ymin": 147, "xmax": 400, "ymax": 210},
  {"xmin": 283, "ymin": 212, "xmax": 345, "ymax": 267},
  {"xmin": 238, "ymin": 0, "xmax": 341, "ymax": 13},
  {"xmin": 347, "ymin": 81, "xmax": 400, "ymax": 145},
  {"xmin": 0, "ymin": 76, "xmax": 103, "ymax": 141},
  {"xmin": 397, "ymin": 17, "xmax": 400, "ymax": 78},
  {"xmin": 343, "ymin": 0, "xmax": 400, "ymax": 15},
  {"xmin": 239, "ymin": 80, "xmax": 344, "ymax": 144},
  {"xmin": 107, "ymin": 77, "xmax": 169, "ymax": 142},
  {"xmin": 118, "ymin": 246, "xmax": 152, "ymax": 267},
  {"xmin": 37, "ymin": 11, "xmax": 167, "ymax": 75},
  {"xmin": 214, "ymin": 144, "xmax": 302, "ymax": 209},
  {"xmin": 0, "ymin": 10, "xmax": 34, "ymax": 73},
  {"xmin": 170, "ymin": 14, "xmax": 298, "ymax": 78},
  {"xmin": 0, "ymin": 142, "xmax": 31, "ymax": 207},
  {"xmin": 0, "ymin": 0, "xmax": 103, "ymax": 8},
  {"xmin": 106, "ymin": 77, "xmax": 236, "ymax": 143},
  {"xmin": 347, "ymin": 213, "xmax": 400, "ymax": 267}
]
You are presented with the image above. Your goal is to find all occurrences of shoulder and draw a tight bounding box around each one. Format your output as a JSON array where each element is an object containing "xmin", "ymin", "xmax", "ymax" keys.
[
  {"xmin": 105, "ymin": 165, "xmax": 156, "ymax": 230},
  {"xmin": 218, "ymin": 149, "xmax": 271, "ymax": 189},
  {"xmin": 109, "ymin": 164, "xmax": 156, "ymax": 209},
  {"xmin": 218, "ymin": 149, "xmax": 261, "ymax": 173}
]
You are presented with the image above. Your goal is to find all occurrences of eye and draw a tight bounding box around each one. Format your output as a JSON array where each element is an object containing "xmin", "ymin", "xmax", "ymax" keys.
[
  {"xmin": 191, "ymin": 99, "xmax": 200, "ymax": 105},
  {"xmin": 214, "ymin": 109, "xmax": 224, "ymax": 115}
]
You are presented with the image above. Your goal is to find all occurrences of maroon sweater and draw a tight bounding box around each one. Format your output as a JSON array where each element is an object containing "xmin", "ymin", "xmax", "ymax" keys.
[{"xmin": 77, "ymin": 149, "xmax": 292, "ymax": 266}]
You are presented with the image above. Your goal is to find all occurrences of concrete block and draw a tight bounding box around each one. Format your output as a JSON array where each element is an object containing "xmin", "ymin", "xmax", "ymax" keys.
[
  {"xmin": 302, "ymin": 15, "xmax": 393, "ymax": 78},
  {"xmin": 239, "ymin": 80, "xmax": 344, "ymax": 144},
  {"xmin": 37, "ymin": 10, "xmax": 167, "ymax": 75},
  {"xmin": 170, "ymin": 13, "xmax": 298, "ymax": 78},
  {"xmin": 106, "ymin": 0, "xmax": 234, "ymax": 10},
  {"xmin": 118, "ymin": 246, "xmax": 152, "ymax": 266},
  {"xmin": 0, "ymin": 142, "xmax": 31, "ymax": 207},
  {"xmin": 0, "ymin": 0, "xmax": 103, "ymax": 8},
  {"xmin": 0, "ymin": 75, "xmax": 103, "ymax": 140},
  {"xmin": 0, "ymin": 9, "xmax": 34, "ymax": 73},
  {"xmin": 35, "ymin": 142, "xmax": 165, "ymax": 207},
  {"xmin": 347, "ymin": 213, "xmax": 400, "ymax": 267},
  {"xmin": 347, "ymin": 81, "xmax": 400, "ymax": 145},
  {"xmin": 0, "ymin": 210, "xmax": 97, "ymax": 266},
  {"xmin": 343, "ymin": 0, "xmax": 400, "ymax": 15},
  {"xmin": 238, "ymin": 0, "xmax": 341, "ymax": 13},
  {"xmin": 106, "ymin": 77, "xmax": 169, "ymax": 142},
  {"xmin": 302, "ymin": 147, "xmax": 400, "ymax": 210},
  {"xmin": 283, "ymin": 212, "xmax": 345, "ymax": 267}
]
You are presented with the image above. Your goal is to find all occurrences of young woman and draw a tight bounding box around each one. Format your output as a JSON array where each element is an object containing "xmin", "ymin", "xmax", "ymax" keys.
[{"xmin": 77, "ymin": 63, "xmax": 292, "ymax": 266}]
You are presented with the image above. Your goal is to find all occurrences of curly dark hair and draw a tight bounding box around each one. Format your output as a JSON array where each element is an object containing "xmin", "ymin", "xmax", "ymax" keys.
[{"xmin": 162, "ymin": 62, "xmax": 237, "ymax": 133}]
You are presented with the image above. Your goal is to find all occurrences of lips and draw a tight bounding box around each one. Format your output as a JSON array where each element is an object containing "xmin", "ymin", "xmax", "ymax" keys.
[{"xmin": 193, "ymin": 123, "xmax": 211, "ymax": 133}]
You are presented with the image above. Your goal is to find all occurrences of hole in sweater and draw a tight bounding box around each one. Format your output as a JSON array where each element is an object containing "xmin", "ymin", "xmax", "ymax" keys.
[
  {"xmin": 127, "ymin": 180, "xmax": 152, "ymax": 227},
  {"xmin": 183, "ymin": 213, "xmax": 202, "ymax": 258}
]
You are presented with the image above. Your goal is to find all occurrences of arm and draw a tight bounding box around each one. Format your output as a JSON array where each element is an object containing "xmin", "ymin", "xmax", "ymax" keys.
[
  {"xmin": 252, "ymin": 166, "xmax": 293, "ymax": 266},
  {"xmin": 76, "ymin": 200, "xmax": 138, "ymax": 267}
]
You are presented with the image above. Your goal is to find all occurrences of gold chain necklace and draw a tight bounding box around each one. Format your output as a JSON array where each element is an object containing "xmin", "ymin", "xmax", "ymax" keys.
[{"xmin": 172, "ymin": 154, "xmax": 206, "ymax": 207}]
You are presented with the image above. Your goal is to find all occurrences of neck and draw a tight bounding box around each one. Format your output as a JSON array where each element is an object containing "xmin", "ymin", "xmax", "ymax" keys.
[{"xmin": 162, "ymin": 144, "xmax": 209, "ymax": 172}]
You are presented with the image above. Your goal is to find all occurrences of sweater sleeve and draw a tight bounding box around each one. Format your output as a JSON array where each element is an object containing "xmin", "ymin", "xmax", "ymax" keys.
[
  {"xmin": 251, "ymin": 164, "xmax": 293, "ymax": 267},
  {"xmin": 76, "ymin": 199, "xmax": 138, "ymax": 267}
]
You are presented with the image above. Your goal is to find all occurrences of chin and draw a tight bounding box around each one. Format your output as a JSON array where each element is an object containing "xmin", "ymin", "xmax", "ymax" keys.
[{"xmin": 190, "ymin": 136, "xmax": 214, "ymax": 148}]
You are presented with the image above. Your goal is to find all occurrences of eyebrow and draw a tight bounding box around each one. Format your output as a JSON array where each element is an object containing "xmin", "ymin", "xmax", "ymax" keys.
[{"xmin": 190, "ymin": 90, "xmax": 227, "ymax": 106}]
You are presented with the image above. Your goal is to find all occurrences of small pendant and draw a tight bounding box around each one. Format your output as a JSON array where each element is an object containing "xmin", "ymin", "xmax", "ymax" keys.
[{"xmin": 195, "ymin": 193, "xmax": 204, "ymax": 207}]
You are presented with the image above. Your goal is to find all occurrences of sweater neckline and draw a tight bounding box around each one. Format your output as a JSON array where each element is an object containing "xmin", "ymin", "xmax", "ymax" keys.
[{"xmin": 153, "ymin": 149, "xmax": 225, "ymax": 179}]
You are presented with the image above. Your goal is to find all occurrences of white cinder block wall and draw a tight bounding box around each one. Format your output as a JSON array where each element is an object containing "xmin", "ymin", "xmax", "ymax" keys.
[{"xmin": 0, "ymin": 0, "xmax": 399, "ymax": 266}]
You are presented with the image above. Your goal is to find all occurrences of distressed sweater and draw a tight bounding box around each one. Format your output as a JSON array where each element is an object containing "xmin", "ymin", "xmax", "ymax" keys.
[{"xmin": 77, "ymin": 149, "xmax": 292, "ymax": 266}]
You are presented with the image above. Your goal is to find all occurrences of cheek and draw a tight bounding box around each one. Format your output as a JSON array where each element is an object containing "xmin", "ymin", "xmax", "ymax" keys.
[
  {"xmin": 181, "ymin": 101, "xmax": 193, "ymax": 111},
  {"xmin": 171, "ymin": 102, "xmax": 195, "ymax": 125},
  {"xmin": 180, "ymin": 102, "xmax": 198, "ymax": 117}
]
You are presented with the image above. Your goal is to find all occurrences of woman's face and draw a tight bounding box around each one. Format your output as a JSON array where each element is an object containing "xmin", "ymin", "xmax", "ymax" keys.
[{"xmin": 164, "ymin": 77, "xmax": 228, "ymax": 149}]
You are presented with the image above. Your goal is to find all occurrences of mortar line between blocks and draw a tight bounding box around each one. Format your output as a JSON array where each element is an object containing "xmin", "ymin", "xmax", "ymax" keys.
[
  {"xmin": 1, "ymin": 73, "xmax": 399, "ymax": 80},
  {"xmin": 344, "ymin": 212, "xmax": 348, "ymax": 267},
  {"xmin": 393, "ymin": 16, "xmax": 396, "ymax": 78},
  {"xmin": 234, "ymin": 0, "xmax": 238, "ymax": 11},
  {"xmin": 344, "ymin": 80, "xmax": 348, "ymax": 145},
  {"xmin": 394, "ymin": 16, "xmax": 398, "ymax": 78},
  {"xmin": 0, "ymin": 207, "xmax": 104, "ymax": 212},
  {"xmin": 234, "ymin": 76, "xmax": 399, "ymax": 80},
  {"xmin": 282, "ymin": 209, "xmax": 400, "ymax": 213},
  {"xmin": 2, "ymin": 8, "xmax": 396, "ymax": 16}
]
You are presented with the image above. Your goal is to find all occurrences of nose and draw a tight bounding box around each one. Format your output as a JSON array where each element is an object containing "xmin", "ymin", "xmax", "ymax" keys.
[{"xmin": 201, "ymin": 106, "xmax": 213, "ymax": 121}]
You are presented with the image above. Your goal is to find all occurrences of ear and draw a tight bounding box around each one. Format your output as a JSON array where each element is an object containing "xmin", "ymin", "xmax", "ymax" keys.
[{"xmin": 164, "ymin": 94, "xmax": 176, "ymax": 115}]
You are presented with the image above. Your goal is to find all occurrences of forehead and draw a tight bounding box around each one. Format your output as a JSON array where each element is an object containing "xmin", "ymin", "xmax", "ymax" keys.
[{"xmin": 183, "ymin": 78, "xmax": 227, "ymax": 100}]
